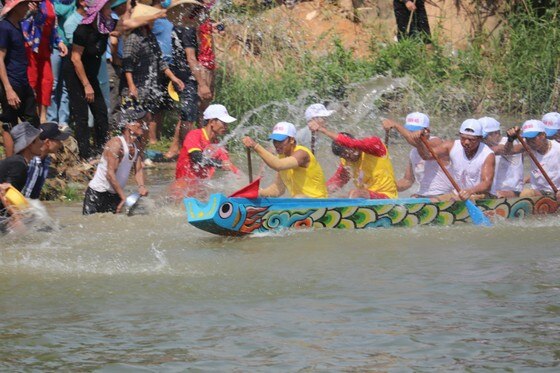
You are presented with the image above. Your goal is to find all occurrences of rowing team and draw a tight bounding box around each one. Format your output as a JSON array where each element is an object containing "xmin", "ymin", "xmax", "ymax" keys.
[{"xmin": 226, "ymin": 106, "xmax": 560, "ymax": 201}]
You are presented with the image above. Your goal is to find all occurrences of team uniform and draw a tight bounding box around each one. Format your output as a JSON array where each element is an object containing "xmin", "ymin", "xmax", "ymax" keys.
[
  {"xmin": 409, "ymin": 137, "xmax": 453, "ymax": 197},
  {"xmin": 491, "ymin": 137, "xmax": 524, "ymax": 196},
  {"xmin": 278, "ymin": 145, "xmax": 327, "ymax": 198},
  {"xmin": 327, "ymin": 135, "xmax": 398, "ymax": 199}
]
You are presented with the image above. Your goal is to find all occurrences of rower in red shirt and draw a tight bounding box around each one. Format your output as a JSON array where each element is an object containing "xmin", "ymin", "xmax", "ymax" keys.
[
  {"xmin": 309, "ymin": 121, "xmax": 398, "ymax": 199},
  {"xmin": 175, "ymin": 104, "xmax": 238, "ymax": 180}
]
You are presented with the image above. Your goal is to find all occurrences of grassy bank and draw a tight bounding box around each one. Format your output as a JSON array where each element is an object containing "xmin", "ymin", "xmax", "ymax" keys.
[{"xmin": 213, "ymin": 1, "xmax": 559, "ymax": 122}]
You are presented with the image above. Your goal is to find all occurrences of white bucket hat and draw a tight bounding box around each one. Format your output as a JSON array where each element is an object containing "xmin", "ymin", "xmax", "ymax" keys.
[{"xmin": 305, "ymin": 104, "xmax": 335, "ymax": 122}]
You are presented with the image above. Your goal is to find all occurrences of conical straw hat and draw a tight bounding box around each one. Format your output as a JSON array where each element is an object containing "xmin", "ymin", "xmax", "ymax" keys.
[
  {"xmin": 166, "ymin": 0, "xmax": 205, "ymax": 27},
  {"xmin": 130, "ymin": 3, "xmax": 161, "ymax": 19}
]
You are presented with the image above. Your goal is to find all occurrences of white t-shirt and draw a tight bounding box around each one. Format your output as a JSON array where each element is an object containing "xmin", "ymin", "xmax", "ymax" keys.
[
  {"xmin": 491, "ymin": 137, "xmax": 524, "ymax": 194},
  {"xmin": 529, "ymin": 140, "xmax": 560, "ymax": 192},
  {"xmin": 449, "ymin": 140, "xmax": 494, "ymax": 190}
]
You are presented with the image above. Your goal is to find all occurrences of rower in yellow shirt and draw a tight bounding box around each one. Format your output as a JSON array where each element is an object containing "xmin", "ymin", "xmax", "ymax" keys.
[
  {"xmin": 242, "ymin": 122, "xmax": 328, "ymax": 198},
  {"xmin": 309, "ymin": 121, "xmax": 398, "ymax": 199}
]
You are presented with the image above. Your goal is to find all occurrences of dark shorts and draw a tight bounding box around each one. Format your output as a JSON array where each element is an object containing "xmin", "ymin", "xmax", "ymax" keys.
[
  {"xmin": 0, "ymin": 82, "xmax": 40, "ymax": 127},
  {"xmin": 179, "ymin": 80, "xmax": 199, "ymax": 122},
  {"xmin": 82, "ymin": 187, "xmax": 121, "ymax": 215}
]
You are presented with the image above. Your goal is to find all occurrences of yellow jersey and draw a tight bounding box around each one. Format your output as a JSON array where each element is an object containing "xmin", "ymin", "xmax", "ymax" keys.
[{"xmin": 279, "ymin": 145, "xmax": 328, "ymax": 198}]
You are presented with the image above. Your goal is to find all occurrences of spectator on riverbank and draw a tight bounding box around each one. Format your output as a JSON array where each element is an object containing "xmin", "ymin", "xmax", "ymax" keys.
[
  {"xmin": 82, "ymin": 109, "xmax": 148, "ymax": 215},
  {"xmin": 165, "ymin": 22, "xmax": 200, "ymax": 159},
  {"xmin": 21, "ymin": 0, "xmax": 68, "ymax": 123},
  {"xmin": 46, "ymin": 0, "xmax": 75, "ymax": 126},
  {"xmin": 22, "ymin": 122, "xmax": 70, "ymax": 199},
  {"xmin": 393, "ymin": 0, "xmax": 431, "ymax": 42},
  {"xmin": 0, "ymin": 0, "xmax": 41, "ymax": 146},
  {"xmin": 64, "ymin": 0, "xmax": 115, "ymax": 160},
  {"xmin": 119, "ymin": 3, "xmax": 184, "ymax": 145}
]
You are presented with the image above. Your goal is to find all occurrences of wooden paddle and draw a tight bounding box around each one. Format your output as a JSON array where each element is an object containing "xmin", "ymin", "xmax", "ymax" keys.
[
  {"xmin": 419, "ymin": 136, "xmax": 492, "ymax": 226},
  {"xmin": 246, "ymin": 147, "xmax": 253, "ymax": 183},
  {"xmin": 311, "ymin": 130, "xmax": 316, "ymax": 155},
  {"xmin": 384, "ymin": 128, "xmax": 390, "ymax": 150},
  {"xmin": 516, "ymin": 135, "xmax": 558, "ymax": 194}
]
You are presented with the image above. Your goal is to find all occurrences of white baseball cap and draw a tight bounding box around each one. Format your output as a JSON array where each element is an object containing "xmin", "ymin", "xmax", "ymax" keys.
[
  {"xmin": 459, "ymin": 119, "xmax": 483, "ymax": 136},
  {"xmin": 305, "ymin": 103, "xmax": 335, "ymax": 122},
  {"xmin": 521, "ymin": 119, "xmax": 546, "ymax": 139},
  {"xmin": 542, "ymin": 112, "xmax": 560, "ymax": 137},
  {"xmin": 269, "ymin": 121, "xmax": 297, "ymax": 141},
  {"xmin": 404, "ymin": 112, "xmax": 430, "ymax": 131},
  {"xmin": 478, "ymin": 117, "xmax": 500, "ymax": 137},
  {"xmin": 203, "ymin": 104, "xmax": 237, "ymax": 123}
]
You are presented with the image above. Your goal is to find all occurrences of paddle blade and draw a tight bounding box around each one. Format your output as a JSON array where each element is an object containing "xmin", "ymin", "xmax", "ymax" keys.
[
  {"xmin": 229, "ymin": 178, "xmax": 261, "ymax": 198},
  {"xmin": 465, "ymin": 199, "xmax": 492, "ymax": 226}
]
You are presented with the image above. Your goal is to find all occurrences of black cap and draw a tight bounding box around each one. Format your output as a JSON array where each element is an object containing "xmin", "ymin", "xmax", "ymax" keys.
[{"xmin": 39, "ymin": 122, "xmax": 71, "ymax": 141}]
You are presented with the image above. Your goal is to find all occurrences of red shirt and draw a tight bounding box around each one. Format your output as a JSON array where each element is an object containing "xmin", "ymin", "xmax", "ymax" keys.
[
  {"xmin": 327, "ymin": 134, "xmax": 387, "ymax": 189},
  {"xmin": 197, "ymin": 19, "xmax": 215, "ymax": 70},
  {"xmin": 175, "ymin": 128, "xmax": 216, "ymax": 179}
]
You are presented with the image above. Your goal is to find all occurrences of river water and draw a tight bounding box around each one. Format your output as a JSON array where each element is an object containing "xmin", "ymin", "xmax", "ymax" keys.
[
  {"xmin": 2, "ymin": 77, "xmax": 560, "ymax": 370},
  {"xmin": 2, "ymin": 164, "xmax": 560, "ymax": 371}
]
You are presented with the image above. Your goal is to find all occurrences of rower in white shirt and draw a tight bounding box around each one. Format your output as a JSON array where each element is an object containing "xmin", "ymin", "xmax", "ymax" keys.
[
  {"xmin": 383, "ymin": 112, "xmax": 453, "ymax": 199},
  {"xmin": 480, "ymin": 117, "xmax": 524, "ymax": 198}
]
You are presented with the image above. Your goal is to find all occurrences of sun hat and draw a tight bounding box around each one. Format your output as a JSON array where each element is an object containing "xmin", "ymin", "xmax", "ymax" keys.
[
  {"xmin": 39, "ymin": 122, "xmax": 71, "ymax": 141},
  {"xmin": 110, "ymin": 0, "xmax": 127, "ymax": 8},
  {"xmin": 521, "ymin": 119, "xmax": 546, "ymax": 139},
  {"xmin": 166, "ymin": 0, "xmax": 205, "ymax": 27},
  {"xmin": 0, "ymin": 0, "xmax": 41, "ymax": 18},
  {"xmin": 404, "ymin": 112, "xmax": 430, "ymax": 131},
  {"xmin": 3, "ymin": 186, "xmax": 29, "ymax": 211},
  {"xmin": 269, "ymin": 122, "xmax": 297, "ymax": 141},
  {"xmin": 203, "ymin": 104, "xmax": 236, "ymax": 123},
  {"xmin": 541, "ymin": 112, "xmax": 560, "ymax": 137},
  {"xmin": 130, "ymin": 3, "xmax": 161, "ymax": 20},
  {"xmin": 305, "ymin": 104, "xmax": 335, "ymax": 122},
  {"xmin": 168, "ymin": 81, "xmax": 179, "ymax": 102},
  {"xmin": 11, "ymin": 122, "xmax": 42, "ymax": 154},
  {"xmin": 118, "ymin": 108, "xmax": 148, "ymax": 129},
  {"xmin": 478, "ymin": 117, "xmax": 500, "ymax": 138},
  {"xmin": 459, "ymin": 119, "xmax": 483, "ymax": 136}
]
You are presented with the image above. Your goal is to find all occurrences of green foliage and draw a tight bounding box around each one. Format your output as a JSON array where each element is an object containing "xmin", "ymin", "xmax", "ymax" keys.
[{"xmin": 213, "ymin": 1, "xmax": 559, "ymax": 121}]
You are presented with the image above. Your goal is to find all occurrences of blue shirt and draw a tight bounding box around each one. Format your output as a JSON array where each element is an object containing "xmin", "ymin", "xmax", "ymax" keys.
[
  {"xmin": 152, "ymin": 18, "xmax": 173, "ymax": 63},
  {"xmin": 0, "ymin": 20, "xmax": 29, "ymax": 88},
  {"xmin": 63, "ymin": 11, "xmax": 83, "ymax": 45}
]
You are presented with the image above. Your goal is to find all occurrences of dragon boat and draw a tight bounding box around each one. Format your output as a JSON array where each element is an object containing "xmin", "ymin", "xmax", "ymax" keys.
[{"xmin": 184, "ymin": 194, "xmax": 559, "ymax": 236}]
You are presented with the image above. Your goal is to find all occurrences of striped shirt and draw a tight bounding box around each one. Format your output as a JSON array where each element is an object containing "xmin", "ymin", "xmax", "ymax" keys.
[{"xmin": 23, "ymin": 156, "xmax": 52, "ymax": 199}]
